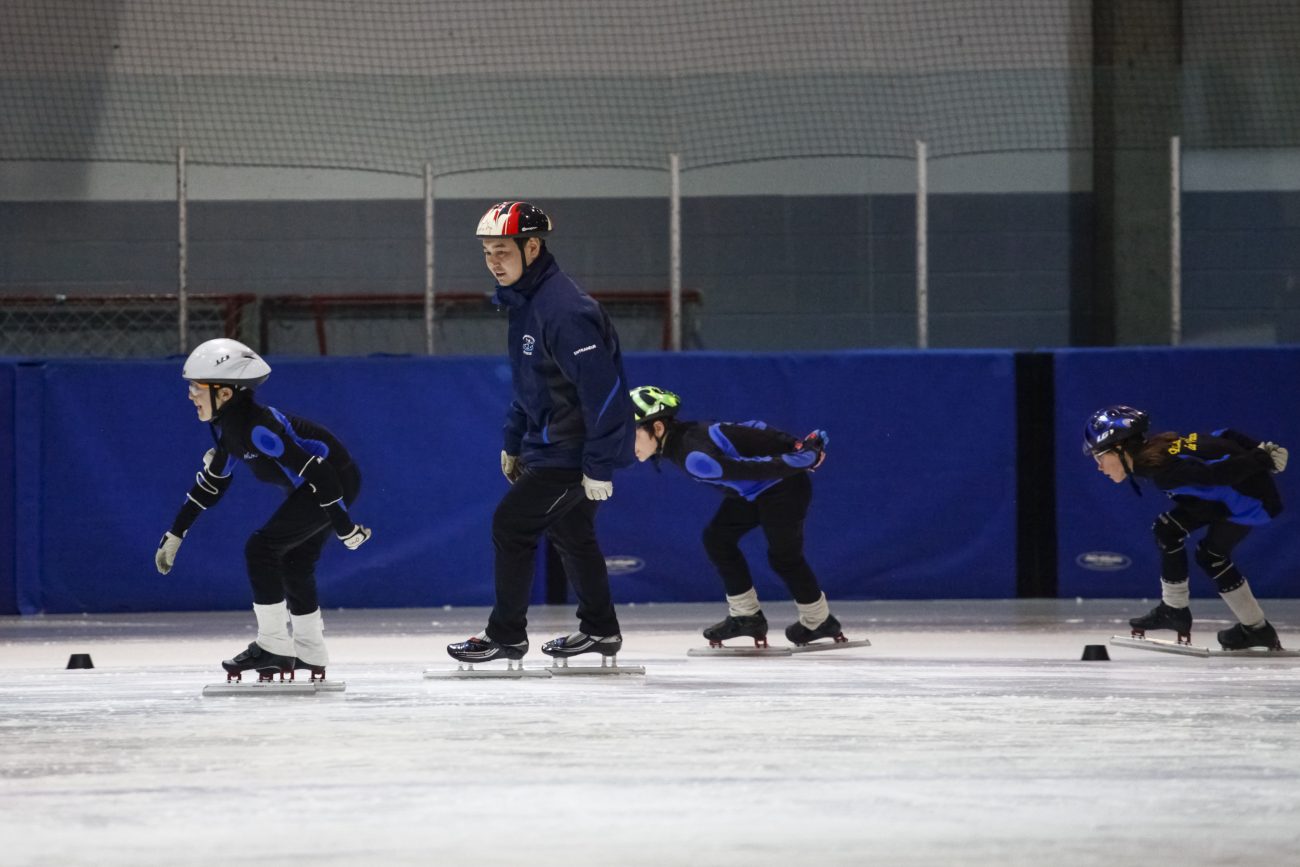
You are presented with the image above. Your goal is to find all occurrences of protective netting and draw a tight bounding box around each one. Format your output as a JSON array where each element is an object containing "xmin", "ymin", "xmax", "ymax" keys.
[
  {"xmin": 0, "ymin": 294, "xmax": 249, "ymax": 358},
  {"xmin": 3, "ymin": 1, "xmax": 1298, "ymax": 357},
  {"xmin": 5, "ymin": 0, "xmax": 1297, "ymax": 176}
]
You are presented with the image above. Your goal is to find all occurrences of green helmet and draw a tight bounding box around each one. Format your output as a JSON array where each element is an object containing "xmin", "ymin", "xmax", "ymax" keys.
[{"xmin": 630, "ymin": 385, "xmax": 681, "ymax": 423}]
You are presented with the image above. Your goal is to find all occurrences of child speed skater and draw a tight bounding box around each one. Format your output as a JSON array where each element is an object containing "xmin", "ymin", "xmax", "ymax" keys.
[
  {"xmin": 1083, "ymin": 404, "xmax": 1288, "ymax": 651},
  {"xmin": 156, "ymin": 338, "xmax": 371, "ymax": 681},
  {"xmin": 629, "ymin": 385, "xmax": 849, "ymax": 649}
]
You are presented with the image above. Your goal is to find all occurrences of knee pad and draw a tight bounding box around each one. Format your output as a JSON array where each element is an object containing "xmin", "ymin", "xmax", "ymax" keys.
[
  {"xmin": 1152, "ymin": 513, "xmax": 1188, "ymax": 553},
  {"xmin": 1195, "ymin": 541, "xmax": 1244, "ymax": 593}
]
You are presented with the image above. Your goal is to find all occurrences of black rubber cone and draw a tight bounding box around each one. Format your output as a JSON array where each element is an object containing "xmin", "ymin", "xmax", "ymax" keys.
[
  {"xmin": 1081, "ymin": 644, "xmax": 1110, "ymax": 661},
  {"xmin": 66, "ymin": 653, "xmax": 94, "ymax": 669}
]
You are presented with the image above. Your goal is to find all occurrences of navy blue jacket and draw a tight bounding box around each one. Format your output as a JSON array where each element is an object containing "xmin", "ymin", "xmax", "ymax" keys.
[
  {"xmin": 168, "ymin": 391, "xmax": 358, "ymax": 538},
  {"xmin": 493, "ymin": 249, "xmax": 635, "ymax": 480},
  {"xmin": 1139, "ymin": 429, "xmax": 1282, "ymax": 525},
  {"xmin": 659, "ymin": 418, "xmax": 823, "ymax": 501}
]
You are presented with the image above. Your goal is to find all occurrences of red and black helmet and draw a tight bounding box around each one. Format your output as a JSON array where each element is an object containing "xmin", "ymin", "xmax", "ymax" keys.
[{"xmin": 475, "ymin": 201, "xmax": 552, "ymax": 239}]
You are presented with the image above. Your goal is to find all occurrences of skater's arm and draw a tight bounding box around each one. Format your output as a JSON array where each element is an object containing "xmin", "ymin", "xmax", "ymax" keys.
[
  {"xmin": 503, "ymin": 399, "xmax": 526, "ymax": 457},
  {"xmin": 1212, "ymin": 428, "xmax": 1263, "ymax": 451},
  {"xmin": 685, "ymin": 423, "xmax": 824, "ymax": 481},
  {"xmin": 168, "ymin": 447, "xmax": 235, "ymax": 536},
  {"xmin": 251, "ymin": 412, "xmax": 358, "ymax": 538},
  {"xmin": 549, "ymin": 311, "xmax": 628, "ymax": 482},
  {"xmin": 1154, "ymin": 449, "xmax": 1275, "ymax": 488}
]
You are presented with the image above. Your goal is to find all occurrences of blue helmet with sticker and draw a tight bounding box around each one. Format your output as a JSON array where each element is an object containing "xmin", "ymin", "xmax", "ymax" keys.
[{"xmin": 1083, "ymin": 405, "xmax": 1150, "ymax": 456}]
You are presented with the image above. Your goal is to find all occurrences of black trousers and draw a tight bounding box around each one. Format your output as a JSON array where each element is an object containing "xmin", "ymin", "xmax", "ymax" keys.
[
  {"xmin": 245, "ymin": 463, "xmax": 361, "ymax": 615},
  {"xmin": 487, "ymin": 465, "xmax": 619, "ymax": 645},
  {"xmin": 701, "ymin": 472, "xmax": 823, "ymax": 605},
  {"xmin": 1158, "ymin": 503, "xmax": 1252, "ymax": 589}
]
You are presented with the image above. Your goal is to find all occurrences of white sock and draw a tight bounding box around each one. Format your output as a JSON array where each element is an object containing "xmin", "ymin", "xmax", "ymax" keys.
[
  {"xmin": 726, "ymin": 588, "xmax": 761, "ymax": 618},
  {"xmin": 252, "ymin": 601, "xmax": 294, "ymax": 656},
  {"xmin": 1160, "ymin": 579, "xmax": 1190, "ymax": 610},
  {"xmin": 796, "ymin": 593, "xmax": 831, "ymax": 630},
  {"xmin": 290, "ymin": 608, "xmax": 329, "ymax": 666},
  {"xmin": 1220, "ymin": 582, "xmax": 1267, "ymax": 628}
]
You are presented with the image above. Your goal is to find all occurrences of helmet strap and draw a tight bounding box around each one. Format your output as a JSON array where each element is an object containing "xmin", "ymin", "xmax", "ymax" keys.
[
  {"xmin": 1119, "ymin": 449, "xmax": 1142, "ymax": 496},
  {"xmin": 207, "ymin": 384, "xmax": 242, "ymax": 422}
]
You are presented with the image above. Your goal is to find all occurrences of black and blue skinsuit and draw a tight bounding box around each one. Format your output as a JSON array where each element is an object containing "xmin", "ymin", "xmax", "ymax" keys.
[
  {"xmin": 1138, "ymin": 428, "xmax": 1281, "ymax": 594},
  {"xmin": 488, "ymin": 248, "xmax": 635, "ymax": 645},
  {"xmin": 657, "ymin": 417, "xmax": 826, "ymax": 604},
  {"xmin": 166, "ymin": 390, "xmax": 361, "ymax": 615}
]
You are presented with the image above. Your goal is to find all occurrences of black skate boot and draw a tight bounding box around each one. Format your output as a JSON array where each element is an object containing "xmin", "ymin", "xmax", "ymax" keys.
[
  {"xmin": 1217, "ymin": 620, "xmax": 1282, "ymax": 652},
  {"xmin": 293, "ymin": 658, "xmax": 328, "ymax": 682},
  {"xmin": 221, "ymin": 642, "xmax": 295, "ymax": 683},
  {"xmin": 1129, "ymin": 603, "xmax": 1192, "ymax": 644},
  {"xmin": 541, "ymin": 632, "xmax": 623, "ymax": 658},
  {"xmin": 785, "ymin": 614, "xmax": 846, "ymax": 646},
  {"xmin": 446, "ymin": 632, "xmax": 528, "ymax": 664},
  {"xmin": 702, "ymin": 612, "xmax": 769, "ymax": 648}
]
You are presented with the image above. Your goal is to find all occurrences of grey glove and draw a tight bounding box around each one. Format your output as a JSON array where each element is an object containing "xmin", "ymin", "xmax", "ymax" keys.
[
  {"xmin": 338, "ymin": 525, "xmax": 372, "ymax": 550},
  {"xmin": 581, "ymin": 475, "xmax": 613, "ymax": 501},
  {"xmin": 1259, "ymin": 442, "xmax": 1289, "ymax": 473},
  {"xmin": 501, "ymin": 451, "xmax": 522, "ymax": 484},
  {"xmin": 155, "ymin": 531, "xmax": 184, "ymax": 575}
]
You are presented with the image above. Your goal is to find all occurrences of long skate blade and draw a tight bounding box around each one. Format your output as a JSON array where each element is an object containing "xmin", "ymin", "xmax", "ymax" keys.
[
  {"xmin": 687, "ymin": 646, "xmax": 792, "ymax": 657},
  {"xmin": 423, "ymin": 667, "xmax": 552, "ymax": 679},
  {"xmin": 1108, "ymin": 636, "xmax": 1210, "ymax": 657},
  {"xmin": 202, "ymin": 681, "xmax": 345, "ymax": 696},
  {"xmin": 788, "ymin": 638, "xmax": 873, "ymax": 654},
  {"xmin": 544, "ymin": 663, "xmax": 645, "ymax": 676},
  {"xmin": 1111, "ymin": 636, "xmax": 1300, "ymax": 658}
]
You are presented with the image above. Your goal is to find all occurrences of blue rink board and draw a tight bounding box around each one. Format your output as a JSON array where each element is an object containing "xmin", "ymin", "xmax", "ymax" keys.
[{"xmin": 3, "ymin": 351, "xmax": 1018, "ymax": 613}]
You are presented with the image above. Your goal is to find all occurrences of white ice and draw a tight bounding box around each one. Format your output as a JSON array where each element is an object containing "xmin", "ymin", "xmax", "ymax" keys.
[{"xmin": 3, "ymin": 599, "xmax": 1299, "ymax": 867}]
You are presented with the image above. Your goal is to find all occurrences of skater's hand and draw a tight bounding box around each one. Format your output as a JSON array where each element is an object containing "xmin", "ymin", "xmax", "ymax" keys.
[
  {"xmin": 338, "ymin": 524, "xmax": 372, "ymax": 550},
  {"xmin": 155, "ymin": 531, "xmax": 184, "ymax": 575},
  {"xmin": 501, "ymin": 451, "xmax": 522, "ymax": 484},
  {"xmin": 800, "ymin": 429, "xmax": 829, "ymax": 470},
  {"xmin": 582, "ymin": 475, "xmax": 613, "ymax": 501},
  {"xmin": 1259, "ymin": 442, "xmax": 1288, "ymax": 473}
]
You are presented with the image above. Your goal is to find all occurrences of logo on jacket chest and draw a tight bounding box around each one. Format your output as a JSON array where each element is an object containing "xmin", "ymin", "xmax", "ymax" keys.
[{"xmin": 522, "ymin": 334, "xmax": 536, "ymax": 356}]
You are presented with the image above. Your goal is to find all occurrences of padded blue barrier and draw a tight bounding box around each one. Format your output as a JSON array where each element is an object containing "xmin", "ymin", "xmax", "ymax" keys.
[
  {"xmin": 1056, "ymin": 348, "xmax": 1300, "ymax": 599},
  {"xmin": 6, "ymin": 351, "xmax": 1018, "ymax": 614},
  {"xmin": 0, "ymin": 363, "xmax": 15, "ymax": 614}
]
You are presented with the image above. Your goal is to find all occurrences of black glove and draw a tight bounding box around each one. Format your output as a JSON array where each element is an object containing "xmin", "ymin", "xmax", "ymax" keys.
[{"xmin": 800, "ymin": 429, "xmax": 829, "ymax": 470}]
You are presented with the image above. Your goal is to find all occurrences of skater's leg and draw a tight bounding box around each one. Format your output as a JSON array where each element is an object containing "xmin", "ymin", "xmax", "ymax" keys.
[
  {"xmin": 1197, "ymin": 522, "xmax": 1267, "ymax": 627},
  {"xmin": 290, "ymin": 608, "xmax": 328, "ymax": 668},
  {"xmin": 725, "ymin": 587, "xmax": 761, "ymax": 617},
  {"xmin": 252, "ymin": 600, "xmax": 294, "ymax": 656},
  {"xmin": 488, "ymin": 467, "xmax": 583, "ymax": 645},
  {"xmin": 701, "ymin": 496, "xmax": 761, "ymax": 597},
  {"xmin": 546, "ymin": 498, "xmax": 620, "ymax": 638},
  {"xmin": 1152, "ymin": 511, "xmax": 1201, "ymax": 610},
  {"xmin": 756, "ymin": 474, "xmax": 823, "ymax": 606}
]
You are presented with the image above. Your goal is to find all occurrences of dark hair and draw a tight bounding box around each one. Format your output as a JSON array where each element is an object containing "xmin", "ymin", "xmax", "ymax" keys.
[{"xmin": 1128, "ymin": 432, "xmax": 1179, "ymax": 473}]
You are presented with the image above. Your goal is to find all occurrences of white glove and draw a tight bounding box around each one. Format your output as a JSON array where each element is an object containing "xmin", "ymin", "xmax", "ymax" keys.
[
  {"xmin": 501, "ymin": 451, "xmax": 521, "ymax": 484},
  {"xmin": 1259, "ymin": 442, "xmax": 1289, "ymax": 473},
  {"xmin": 581, "ymin": 475, "xmax": 613, "ymax": 501},
  {"xmin": 339, "ymin": 525, "xmax": 372, "ymax": 550},
  {"xmin": 155, "ymin": 531, "xmax": 184, "ymax": 575}
]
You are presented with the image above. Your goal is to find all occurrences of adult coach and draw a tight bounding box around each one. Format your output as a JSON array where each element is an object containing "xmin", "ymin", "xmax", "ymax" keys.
[{"xmin": 447, "ymin": 201, "xmax": 636, "ymax": 666}]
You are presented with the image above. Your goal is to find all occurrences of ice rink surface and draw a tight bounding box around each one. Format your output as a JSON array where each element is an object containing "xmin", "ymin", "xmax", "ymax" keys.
[{"xmin": 3, "ymin": 598, "xmax": 1299, "ymax": 867}]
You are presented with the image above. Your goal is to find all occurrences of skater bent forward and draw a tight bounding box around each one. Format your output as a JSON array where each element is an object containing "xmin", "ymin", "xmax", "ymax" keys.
[
  {"xmin": 1083, "ymin": 404, "xmax": 1287, "ymax": 651},
  {"xmin": 156, "ymin": 339, "xmax": 371, "ymax": 681}
]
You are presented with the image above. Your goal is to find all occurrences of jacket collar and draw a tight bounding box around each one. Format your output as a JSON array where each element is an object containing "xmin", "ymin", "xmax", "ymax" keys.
[{"xmin": 492, "ymin": 248, "xmax": 557, "ymax": 308}]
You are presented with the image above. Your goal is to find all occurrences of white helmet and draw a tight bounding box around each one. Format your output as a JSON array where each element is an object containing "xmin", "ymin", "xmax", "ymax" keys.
[{"xmin": 183, "ymin": 338, "xmax": 271, "ymax": 389}]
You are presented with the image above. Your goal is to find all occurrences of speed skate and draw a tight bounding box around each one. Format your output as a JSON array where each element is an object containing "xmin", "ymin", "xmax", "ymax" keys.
[
  {"xmin": 202, "ymin": 672, "xmax": 347, "ymax": 695},
  {"xmin": 688, "ymin": 636, "xmax": 871, "ymax": 657},
  {"xmin": 424, "ymin": 659, "xmax": 552, "ymax": 679},
  {"xmin": 545, "ymin": 656, "xmax": 645, "ymax": 676},
  {"xmin": 1109, "ymin": 635, "xmax": 1300, "ymax": 658}
]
